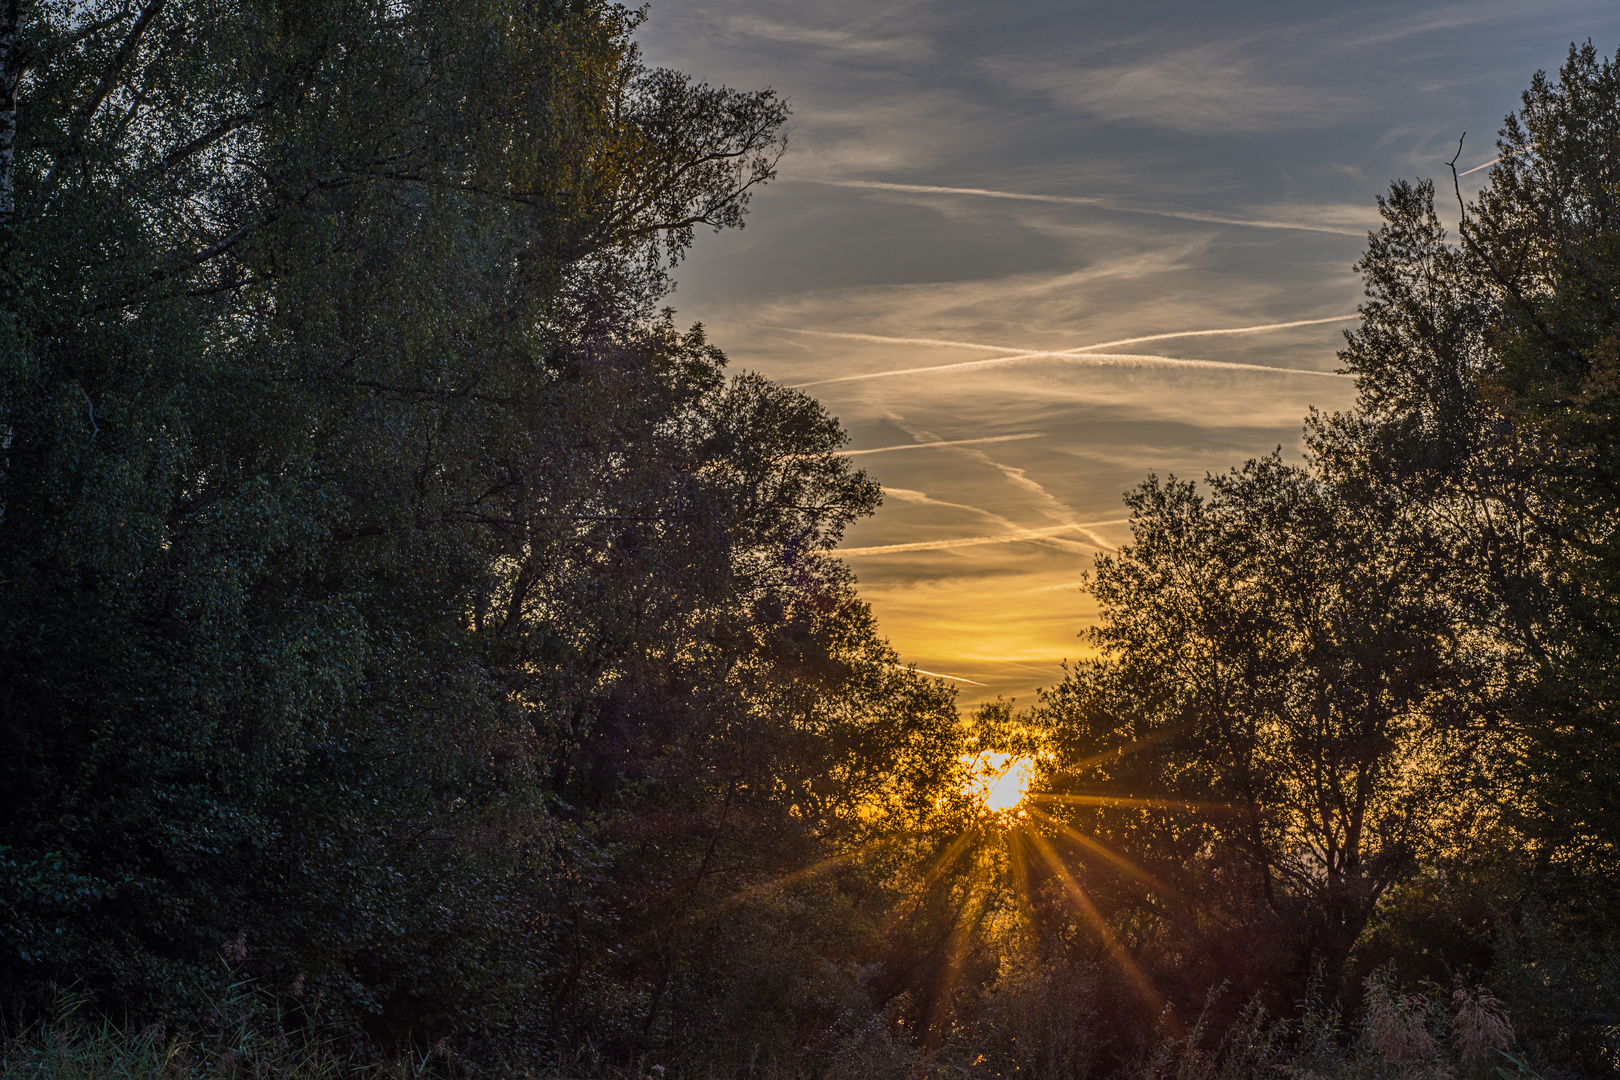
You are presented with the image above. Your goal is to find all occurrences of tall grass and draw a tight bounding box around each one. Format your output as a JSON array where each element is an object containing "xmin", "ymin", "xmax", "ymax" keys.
[
  {"xmin": 1, "ymin": 971, "xmax": 1542, "ymax": 1080},
  {"xmin": 1132, "ymin": 973, "xmax": 1532, "ymax": 1080},
  {"xmin": 1, "ymin": 985, "xmax": 390, "ymax": 1080}
]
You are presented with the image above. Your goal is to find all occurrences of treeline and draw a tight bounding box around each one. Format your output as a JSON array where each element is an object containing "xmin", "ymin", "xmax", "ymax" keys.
[{"xmin": 1, "ymin": 2, "xmax": 1617, "ymax": 1077}]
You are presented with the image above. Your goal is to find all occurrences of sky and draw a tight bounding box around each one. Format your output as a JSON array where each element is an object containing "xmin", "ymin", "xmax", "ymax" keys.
[{"xmin": 636, "ymin": 1, "xmax": 1620, "ymax": 705}]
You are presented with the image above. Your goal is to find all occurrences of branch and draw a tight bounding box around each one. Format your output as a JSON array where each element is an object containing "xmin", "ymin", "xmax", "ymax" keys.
[
  {"xmin": 32, "ymin": 0, "xmax": 168, "ymax": 215},
  {"xmin": 1446, "ymin": 132, "xmax": 1582, "ymax": 364}
]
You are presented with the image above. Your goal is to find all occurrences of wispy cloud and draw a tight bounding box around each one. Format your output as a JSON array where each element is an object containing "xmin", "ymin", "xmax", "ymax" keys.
[
  {"xmin": 1336, "ymin": 1, "xmax": 1579, "ymax": 49},
  {"xmin": 979, "ymin": 48, "xmax": 1359, "ymax": 134},
  {"xmin": 824, "ymin": 180, "xmax": 1371, "ymax": 236},
  {"xmin": 720, "ymin": 13, "xmax": 928, "ymax": 58}
]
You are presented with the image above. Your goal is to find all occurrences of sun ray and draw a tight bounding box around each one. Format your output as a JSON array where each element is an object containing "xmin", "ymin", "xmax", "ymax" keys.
[
  {"xmin": 1064, "ymin": 722, "xmax": 1190, "ymax": 774},
  {"xmin": 1007, "ymin": 827, "xmax": 1036, "ymax": 913},
  {"xmin": 918, "ymin": 849, "xmax": 997, "ymax": 1048},
  {"xmin": 1027, "ymin": 805, "xmax": 1186, "ymax": 903},
  {"xmin": 628, "ymin": 838, "xmax": 905, "ymax": 950},
  {"xmin": 1031, "ymin": 792, "xmax": 1238, "ymax": 814},
  {"xmin": 879, "ymin": 828, "xmax": 981, "ymax": 937},
  {"xmin": 1024, "ymin": 829, "xmax": 1169, "ymax": 1020}
]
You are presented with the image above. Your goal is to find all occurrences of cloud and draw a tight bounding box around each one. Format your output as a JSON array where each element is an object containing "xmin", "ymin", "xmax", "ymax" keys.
[
  {"xmin": 633, "ymin": 0, "xmax": 1619, "ymax": 708},
  {"xmin": 720, "ymin": 12, "xmax": 929, "ymax": 59},
  {"xmin": 979, "ymin": 47, "xmax": 1359, "ymax": 134}
]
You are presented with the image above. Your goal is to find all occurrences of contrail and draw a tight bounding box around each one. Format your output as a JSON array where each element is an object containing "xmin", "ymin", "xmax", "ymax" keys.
[
  {"xmin": 844, "ymin": 433, "xmax": 1044, "ymax": 455},
  {"xmin": 905, "ymin": 666, "xmax": 989, "ymax": 686},
  {"xmin": 839, "ymin": 521, "xmax": 1127, "ymax": 556},
  {"xmin": 881, "ymin": 484, "xmax": 1099, "ymax": 556},
  {"xmin": 1021, "ymin": 579, "xmax": 1090, "ymax": 594},
  {"xmin": 1457, "ymin": 145, "xmax": 1534, "ymax": 179},
  {"xmin": 782, "ymin": 313, "xmax": 1358, "ymax": 360},
  {"xmin": 778, "ymin": 330, "xmax": 1017, "ymax": 354},
  {"xmin": 821, "ymin": 180, "xmax": 1369, "ymax": 236},
  {"xmin": 884, "ymin": 416, "xmax": 1118, "ymax": 553},
  {"xmin": 796, "ymin": 350, "xmax": 1352, "ymax": 388},
  {"xmin": 1064, "ymin": 314, "xmax": 1360, "ymax": 352}
]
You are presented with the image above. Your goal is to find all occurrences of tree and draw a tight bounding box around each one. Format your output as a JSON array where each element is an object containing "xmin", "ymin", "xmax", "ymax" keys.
[
  {"xmin": 1027, "ymin": 43, "xmax": 1620, "ymax": 1073},
  {"xmin": 0, "ymin": 3, "xmax": 967, "ymax": 1052},
  {"xmin": 1312, "ymin": 43, "xmax": 1620, "ymax": 1070},
  {"xmin": 1033, "ymin": 453, "xmax": 1496, "ymax": 1024}
]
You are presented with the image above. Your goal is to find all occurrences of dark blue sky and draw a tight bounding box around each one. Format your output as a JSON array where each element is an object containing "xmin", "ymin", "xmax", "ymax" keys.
[{"xmin": 639, "ymin": 1, "xmax": 1620, "ymax": 701}]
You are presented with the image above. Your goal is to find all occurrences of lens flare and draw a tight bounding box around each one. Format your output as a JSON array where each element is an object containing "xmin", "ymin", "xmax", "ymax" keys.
[{"xmin": 968, "ymin": 752, "xmax": 1035, "ymax": 813}]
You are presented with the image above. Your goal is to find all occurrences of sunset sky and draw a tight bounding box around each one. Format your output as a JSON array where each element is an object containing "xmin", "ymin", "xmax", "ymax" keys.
[{"xmin": 639, "ymin": 1, "xmax": 1620, "ymax": 704}]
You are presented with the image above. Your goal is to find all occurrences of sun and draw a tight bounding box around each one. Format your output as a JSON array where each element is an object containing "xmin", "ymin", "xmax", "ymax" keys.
[{"xmin": 967, "ymin": 752, "xmax": 1035, "ymax": 813}]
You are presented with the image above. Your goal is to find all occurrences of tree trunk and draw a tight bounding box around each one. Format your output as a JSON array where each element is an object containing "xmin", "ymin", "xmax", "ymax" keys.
[{"xmin": 0, "ymin": 0, "xmax": 18, "ymax": 230}]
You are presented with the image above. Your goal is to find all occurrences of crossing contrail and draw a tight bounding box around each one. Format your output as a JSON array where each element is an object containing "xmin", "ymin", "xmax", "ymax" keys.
[
  {"xmin": 821, "ymin": 180, "xmax": 1370, "ymax": 236},
  {"xmin": 882, "ymin": 417, "xmax": 1119, "ymax": 553},
  {"xmin": 795, "ymin": 350, "xmax": 1352, "ymax": 387},
  {"xmin": 1063, "ymin": 314, "xmax": 1360, "ymax": 352},
  {"xmin": 779, "ymin": 314, "xmax": 1358, "ymax": 356},
  {"xmin": 880, "ymin": 485, "xmax": 1099, "ymax": 556},
  {"xmin": 783, "ymin": 315, "xmax": 1359, "ymax": 387},
  {"xmin": 844, "ymin": 433, "xmax": 1045, "ymax": 455}
]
